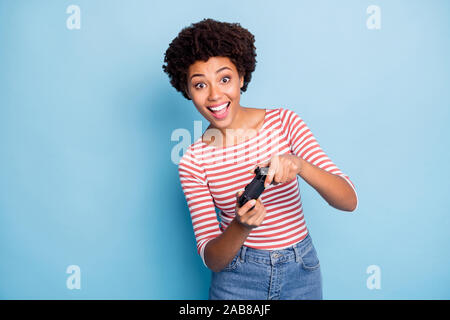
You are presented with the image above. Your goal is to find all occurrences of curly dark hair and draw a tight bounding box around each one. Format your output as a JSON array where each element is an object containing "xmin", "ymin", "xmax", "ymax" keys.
[{"xmin": 162, "ymin": 18, "xmax": 257, "ymax": 100}]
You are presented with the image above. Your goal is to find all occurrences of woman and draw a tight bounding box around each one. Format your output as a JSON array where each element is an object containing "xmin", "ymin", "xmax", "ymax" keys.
[{"xmin": 162, "ymin": 18, "xmax": 358, "ymax": 300}]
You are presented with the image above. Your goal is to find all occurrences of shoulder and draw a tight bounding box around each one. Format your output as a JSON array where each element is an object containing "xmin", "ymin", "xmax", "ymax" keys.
[
  {"xmin": 278, "ymin": 107, "xmax": 301, "ymax": 119},
  {"xmin": 178, "ymin": 138, "xmax": 205, "ymax": 171},
  {"xmin": 267, "ymin": 107, "xmax": 304, "ymax": 127},
  {"xmin": 178, "ymin": 140, "xmax": 209, "ymax": 183}
]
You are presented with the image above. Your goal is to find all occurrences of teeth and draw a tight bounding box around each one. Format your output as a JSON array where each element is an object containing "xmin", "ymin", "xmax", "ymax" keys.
[{"xmin": 209, "ymin": 102, "xmax": 229, "ymax": 112}]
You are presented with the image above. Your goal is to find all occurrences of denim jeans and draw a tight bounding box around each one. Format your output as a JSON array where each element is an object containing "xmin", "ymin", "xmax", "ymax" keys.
[{"xmin": 209, "ymin": 233, "xmax": 323, "ymax": 300}]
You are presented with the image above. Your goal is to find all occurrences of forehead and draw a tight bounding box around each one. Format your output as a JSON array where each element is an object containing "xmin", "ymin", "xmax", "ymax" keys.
[{"xmin": 188, "ymin": 56, "xmax": 238, "ymax": 76}]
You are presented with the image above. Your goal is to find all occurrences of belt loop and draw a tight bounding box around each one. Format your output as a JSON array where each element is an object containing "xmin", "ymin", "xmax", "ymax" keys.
[
  {"xmin": 293, "ymin": 244, "xmax": 300, "ymax": 263},
  {"xmin": 240, "ymin": 246, "xmax": 247, "ymax": 262}
]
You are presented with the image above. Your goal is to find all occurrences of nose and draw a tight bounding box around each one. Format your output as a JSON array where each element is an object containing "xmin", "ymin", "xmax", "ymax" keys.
[{"xmin": 208, "ymin": 83, "xmax": 222, "ymax": 101}]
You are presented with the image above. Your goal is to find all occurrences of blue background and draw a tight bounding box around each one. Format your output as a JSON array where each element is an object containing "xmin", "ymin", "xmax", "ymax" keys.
[{"xmin": 1, "ymin": 0, "xmax": 449, "ymax": 299}]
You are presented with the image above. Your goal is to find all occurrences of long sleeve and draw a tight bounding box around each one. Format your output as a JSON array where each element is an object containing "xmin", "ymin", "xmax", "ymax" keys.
[
  {"xmin": 279, "ymin": 108, "xmax": 358, "ymax": 210},
  {"xmin": 178, "ymin": 149, "xmax": 222, "ymax": 266}
]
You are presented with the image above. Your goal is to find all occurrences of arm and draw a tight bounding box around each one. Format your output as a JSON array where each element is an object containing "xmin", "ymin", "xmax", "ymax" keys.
[
  {"xmin": 179, "ymin": 152, "xmax": 265, "ymax": 272},
  {"xmin": 261, "ymin": 154, "xmax": 357, "ymax": 212},
  {"xmin": 296, "ymin": 156, "xmax": 357, "ymax": 211},
  {"xmin": 282, "ymin": 108, "xmax": 358, "ymax": 211},
  {"xmin": 205, "ymin": 192, "xmax": 266, "ymax": 272},
  {"xmin": 204, "ymin": 219, "xmax": 251, "ymax": 272}
]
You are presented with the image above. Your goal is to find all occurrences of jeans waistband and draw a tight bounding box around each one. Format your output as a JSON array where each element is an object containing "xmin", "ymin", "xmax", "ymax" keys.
[{"xmin": 239, "ymin": 233, "xmax": 313, "ymax": 266}]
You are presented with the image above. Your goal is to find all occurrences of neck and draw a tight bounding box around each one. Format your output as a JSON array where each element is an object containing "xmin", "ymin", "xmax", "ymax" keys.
[{"xmin": 204, "ymin": 107, "xmax": 265, "ymax": 148}]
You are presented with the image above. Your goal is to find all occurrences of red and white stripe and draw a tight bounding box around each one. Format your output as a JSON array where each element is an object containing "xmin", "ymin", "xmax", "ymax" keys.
[{"xmin": 178, "ymin": 108, "xmax": 358, "ymax": 266}]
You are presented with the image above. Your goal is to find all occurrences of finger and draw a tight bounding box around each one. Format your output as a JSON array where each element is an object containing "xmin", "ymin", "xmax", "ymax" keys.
[
  {"xmin": 244, "ymin": 204, "xmax": 259, "ymax": 223},
  {"xmin": 238, "ymin": 199, "xmax": 256, "ymax": 214},
  {"xmin": 235, "ymin": 190, "xmax": 245, "ymax": 209},
  {"xmin": 249, "ymin": 160, "xmax": 269, "ymax": 174},
  {"xmin": 245, "ymin": 197, "xmax": 262, "ymax": 215},
  {"xmin": 247, "ymin": 204, "xmax": 265, "ymax": 226},
  {"xmin": 265, "ymin": 156, "xmax": 279, "ymax": 187},
  {"xmin": 274, "ymin": 163, "xmax": 285, "ymax": 184},
  {"xmin": 246, "ymin": 199, "xmax": 257, "ymax": 210},
  {"xmin": 254, "ymin": 210, "xmax": 267, "ymax": 226}
]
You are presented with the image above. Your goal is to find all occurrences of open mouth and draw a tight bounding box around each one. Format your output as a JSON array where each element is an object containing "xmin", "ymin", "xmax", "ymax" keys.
[{"xmin": 207, "ymin": 102, "xmax": 230, "ymax": 120}]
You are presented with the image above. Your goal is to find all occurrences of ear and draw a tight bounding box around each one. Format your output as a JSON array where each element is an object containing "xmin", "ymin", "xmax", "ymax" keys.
[{"xmin": 240, "ymin": 75, "xmax": 244, "ymax": 89}]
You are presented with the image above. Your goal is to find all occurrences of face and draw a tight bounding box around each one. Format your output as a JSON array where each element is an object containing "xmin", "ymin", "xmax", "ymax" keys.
[{"xmin": 186, "ymin": 56, "xmax": 244, "ymax": 130}]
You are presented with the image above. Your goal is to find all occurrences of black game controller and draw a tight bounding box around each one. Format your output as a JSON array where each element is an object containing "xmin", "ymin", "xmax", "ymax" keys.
[{"xmin": 238, "ymin": 166, "xmax": 270, "ymax": 208}]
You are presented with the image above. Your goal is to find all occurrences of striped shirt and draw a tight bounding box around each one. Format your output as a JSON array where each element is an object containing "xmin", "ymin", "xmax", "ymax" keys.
[{"xmin": 178, "ymin": 107, "xmax": 358, "ymax": 266}]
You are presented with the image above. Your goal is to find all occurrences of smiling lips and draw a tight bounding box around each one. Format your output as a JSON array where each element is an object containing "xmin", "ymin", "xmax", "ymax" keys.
[{"xmin": 207, "ymin": 102, "xmax": 230, "ymax": 119}]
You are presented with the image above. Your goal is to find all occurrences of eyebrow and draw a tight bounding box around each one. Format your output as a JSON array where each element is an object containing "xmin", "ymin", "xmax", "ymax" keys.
[{"xmin": 190, "ymin": 66, "xmax": 232, "ymax": 80}]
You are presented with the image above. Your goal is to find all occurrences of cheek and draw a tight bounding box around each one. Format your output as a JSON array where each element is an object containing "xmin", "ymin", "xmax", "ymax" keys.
[
  {"xmin": 191, "ymin": 93, "xmax": 205, "ymax": 106},
  {"xmin": 226, "ymin": 84, "xmax": 241, "ymax": 100}
]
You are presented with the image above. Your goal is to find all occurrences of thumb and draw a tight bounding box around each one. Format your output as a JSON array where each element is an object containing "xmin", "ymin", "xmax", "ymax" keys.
[{"xmin": 251, "ymin": 161, "xmax": 270, "ymax": 174}]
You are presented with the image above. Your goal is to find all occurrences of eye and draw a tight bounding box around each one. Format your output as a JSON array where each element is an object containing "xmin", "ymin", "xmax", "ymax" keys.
[
  {"xmin": 194, "ymin": 82, "xmax": 206, "ymax": 89},
  {"xmin": 193, "ymin": 76, "xmax": 230, "ymax": 89}
]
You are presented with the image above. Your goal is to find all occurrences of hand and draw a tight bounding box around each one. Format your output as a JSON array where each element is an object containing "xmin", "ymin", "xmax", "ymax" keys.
[
  {"xmin": 234, "ymin": 190, "xmax": 267, "ymax": 230},
  {"xmin": 251, "ymin": 154, "xmax": 303, "ymax": 188}
]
